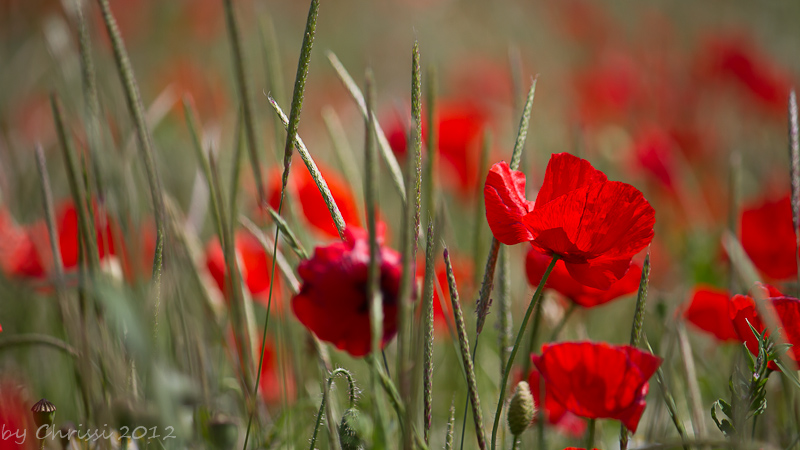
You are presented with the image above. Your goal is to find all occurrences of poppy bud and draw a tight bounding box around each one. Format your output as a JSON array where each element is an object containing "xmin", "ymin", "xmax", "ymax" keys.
[
  {"xmin": 31, "ymin": 398, "xmax": 56, "ymax": 429},
  {"xmin": 207, "ymin": 414, "xmax": 238, "ymax": 450},
  {"xmin": 507, "ymin": 381, "xmax": 536, "ymax": 436},
  {"xmin": 338, "ymin": 408, "xmax": 365, "ymax": 450}
]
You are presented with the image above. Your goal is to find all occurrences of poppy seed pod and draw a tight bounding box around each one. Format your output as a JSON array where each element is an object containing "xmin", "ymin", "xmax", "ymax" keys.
[
  {"xmin": 31, "ymin": 398, "xmax": 56, "ymax": 429},
  {"xmin": 507, "ymin": 381, "xmax": 536, "ymax": 436}
]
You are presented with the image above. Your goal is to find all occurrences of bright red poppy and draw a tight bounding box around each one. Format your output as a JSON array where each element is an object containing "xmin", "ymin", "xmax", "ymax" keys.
[
  {"xmin": 729, "ymin": 283, "xmax": 800, "ymax": 370},
  {"xmin": 420, "ymin": 254, "xmax": 474, "ymax": 336},
  {"xmin": 258, "ymin": 339, "xmax": 295, "ymax": 405},
  {"xmin": 485, "ymin": 152, "xmax": 655, "ymax": 290},
  {"xmin": 292, "ymin": 225, "xmax": 403, "ymax": 357},
  {"xmin": 205, "ymin": 229, "xmax": 281, "ymax": 310},
  {"xmin": 525, "ymin": 249, "xmax": 641, "ymax": 308},
  {"xmin": 740, "ymin": 194, "xmax": 797, "ymax": 281},
  {"xmin": 266, "ymin": 164, "xmax": 361, "ymax": 239},
  {"xmin": 387, "ymin": 100, "xmax": 489, "ymax": 198},
  {"xmin": 0, "ymin": 381, "xmax": 32, "ymax": 450},
  {"xmin": 683, "ymin": 286, "xmax": 738, "ymax": 342},
  {"xmin": 532, "ymin": 341, "xmax": 662, "ymax": 433},
  {"xmin": 527, "ymin": 370, "xmax": 587, "ymax": 437}
]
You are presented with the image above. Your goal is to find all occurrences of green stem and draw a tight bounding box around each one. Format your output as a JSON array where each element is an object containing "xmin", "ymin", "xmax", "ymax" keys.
[
  {"xmin": 548, "ymin": 303, "xmax": 577, "ymax": 342},
  {"xmin": 586, "ymin": 419, "xmax": 596, "ymax": 450},
  {"xmin": 491, "ymin": 255, "xmax": 559, "ymax": 450},
  {"xmin": 309, "ymin": 368, "xmax": 356, "ymax": 450}
]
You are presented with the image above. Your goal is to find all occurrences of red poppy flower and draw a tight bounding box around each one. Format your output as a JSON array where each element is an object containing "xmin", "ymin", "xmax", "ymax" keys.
[
  {"xmin": 573, "ymin": 51, "xmax": 642, "ymax": 126},
  {"xmin": 683, "ymin": 286, "xmax": 738, "ymax": 342},
  {"xmin": 0, "ymin": 381, "xmax": 32, "ymax": 450},
  {"xmin": 0, "ymin": 208, "xmax": 43, "ymax": 278},
  {"xmin": 485, "ymin": 152, "xmax": 655, "ymax": 289},
  {"xmin": 740, "ymin": 194, "xmax": 797, "ymax": 281},
  {"xmin": 292, "ymin": 225, "xmax": 403, "ymax": 357},
  {"xmin": 419, "ymin": 254, "xmax": 474, "ymax": 336},
  {"xmin": 527, "ymin": 370, "xmax": 587, "ymax": 437},
  {"xmin": 532, "ymin": 341, "xmax": 662, "ymax": 433},
  {"xmin": 695, "ymin": 34, "xmax": 791, "ymax": 116},
  {"xmin": 729, "ymin": 283, "xmax": 800, "ymax": 370},
  {"xmin": 258, "ymin": 339, "xmax": 295, "ymax": 405},
  {"xmin": 387, "ymin": 100, "xmax": 489, "ymax": 198},
  {"xmin": 525, "ymin": 249, "xmax": 641, "ymax": 308},
  {"xmin": 266, "ymin": 164, "xmax": 361, "ymax": 239},
  {"xmin": 205, "ymin": 229, "xmax": 281, "ymax": 310}
]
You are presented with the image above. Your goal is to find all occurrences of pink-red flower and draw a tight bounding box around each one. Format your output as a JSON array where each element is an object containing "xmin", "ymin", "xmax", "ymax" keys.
[
  {"xmin": 532, "ymin": 341, "xmax": 662, "ymax": 433},
  {"xmin": 683, "ymin": 286, "xmax": 739, "ymax": 342},
  {"xmin": 292, "ymin": 225, "xmax": 403, "ymax": 357},
  {"xmin": 525, "ymin": 249, "xmax": 641, "ymax": 308},
  {"xmin": 0, "ymin": 381, "xmax": 32, "ymax": 450},
  {"xmin": 729, "ymin": 283, "xmax": 800, "ymax": 370},
  {"xmin": 740, "ymin": 193, "xmax": 797, "ymax": 281},
  {"xmin": 484, "ymin": 152, "xmax": 655, "ymax": 289}
]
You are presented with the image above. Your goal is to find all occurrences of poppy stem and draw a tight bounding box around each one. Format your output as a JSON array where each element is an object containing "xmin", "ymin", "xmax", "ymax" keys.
[
  {"xmin": 510, "ymin": 436, "xmax": 521, "ymax": 450},
  {"xmin": 490, "ymin": 255, "xmax": 559, "ymax": 450},
  {"xmin": 309, "ymin": 368, "xmax": 356, "ymax": 450},
  {"xmin": 586, "ymin": 419, "xmax": 596, "ymax": 450},
  {"xmin": 548, "ymin": 303, "xmax": 577, "ymax": 342}
]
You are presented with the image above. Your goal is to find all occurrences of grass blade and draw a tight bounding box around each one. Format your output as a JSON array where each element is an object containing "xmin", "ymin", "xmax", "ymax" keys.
[{"xmin": 327, "ymin": 51, "xmax": 406, "ymax": 203}]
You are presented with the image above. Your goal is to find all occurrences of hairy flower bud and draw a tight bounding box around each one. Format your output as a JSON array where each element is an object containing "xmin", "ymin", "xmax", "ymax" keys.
[
  {"xmin": 507, "ymin": 381, "xmax": 536, "ymax": 436},
  {"xmin": 338, "ymin": 408, "xmax": 365, "ymax": 450}
]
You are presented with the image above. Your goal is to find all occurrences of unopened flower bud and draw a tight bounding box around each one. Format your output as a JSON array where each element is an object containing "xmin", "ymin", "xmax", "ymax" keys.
[
  {"xmin": 31, "ymin": 399, "xmax": 56, "ymax": 429},
  {"xmin": 338, "ymin": 408, "xmax": 365, "ymax": 450},
  {"xmin": 507, "ymin": 381, "xmax": 536, "ymax": 436}
]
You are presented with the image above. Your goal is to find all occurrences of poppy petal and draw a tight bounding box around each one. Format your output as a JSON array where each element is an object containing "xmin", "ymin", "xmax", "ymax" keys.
[
  {"xmin": 484, "ymin": 161, "xmax": 535, "ymax": 245},
  {"xmin": 533, "ymin": 152, "xmax": 607, "ymax": 209}
]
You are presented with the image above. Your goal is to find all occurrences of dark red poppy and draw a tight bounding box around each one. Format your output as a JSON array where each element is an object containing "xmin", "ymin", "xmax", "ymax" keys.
[
  {"xmin": 729, "ymin": 283, "xmax": 800, "ymax": 370},
  {"xmin": 292, "ymin": 225, "xmax": 403, "ymax": 357},
  {"xmin": 527, "ymin": 370, "xmax": 587, "ymax": 437},
  {"xmin": 485, "ymin": 152, "xmax": 655, "ymax": 290},
  {"xmin": 205, "ymin": 229, "xmax": 281, "ymax": 311},
  {"xmin": 740, "ymin": 194, "xmax": 797, "ymax": 281},
  {"xmin": 532, "ymin": 341, "xmax": 662, "ymax": 433},
  {"xmin": 525, "ymin": 249, "xmax": 641, "ymax": 308},
  {"xmin": 683, "ymin": 286, "xmax": 738, "ymax": 342},
  {"xmin": 266, "ymin": 164, "xmax": 361, "ymax": 239}
]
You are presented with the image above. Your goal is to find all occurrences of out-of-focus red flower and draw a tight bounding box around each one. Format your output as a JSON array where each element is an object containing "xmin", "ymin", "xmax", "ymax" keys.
[
  {"xmin": 485, "ymin": 153, "xmax": 655, "ymax": 289},
  {"xmin": 420, "ymin": 254, "xmax": 474, "ymax": 336},
  {"xmin": 683, "ymin": 286, "xmax": 738, "ymax": 342},
  {"xmin": 729, "ymin": 283, "xmax": 800, "ymax": 371},
  {"xmin": 0, "ymin": 208, "xmax": 42, "ymax": 278},
  {"xmin": 695, "ymin": 34, "xmax": 791, "ymax": 116},
  {"xmin": 266, "ymin": 164, "xmax": 361, "ymax": 239},
  {"xmin": 292, "ymin": 225, "xmax": 403, "ymax": 357},
  {"xmin": 573, "ymin": 51, "xmax": 642, "ymax": 126},
  {"xmin": 527, "ymin": 370, "xmax": 587, "ymax": 437},
  {"xmin": 258, "ymin": 339, "xmax": 295, "ymax": 405},
  {"xmin": 206, "ymin": 229, "xmax": 281, "ymax": 311},
  {"xmin": 525, "ymin": 249, "xmax": 641, "ymax": 308},
  {"xmin": 532, "ymin": 341, "xmax": 661, "ymax": 433},
  {"xmin": 0, "ymin": 381, "xmax": 32, "ymax": 450},
  {"xmin": 740, "ymin": 194, "xmax": 797, "ymax": 280},
  {"xmin": 630, "ymin": 127, "xmax": 676, "ymax": 190},
  {"xmin": 387, "ymin": 100, "xmax": 489, "ymax": 198}
]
